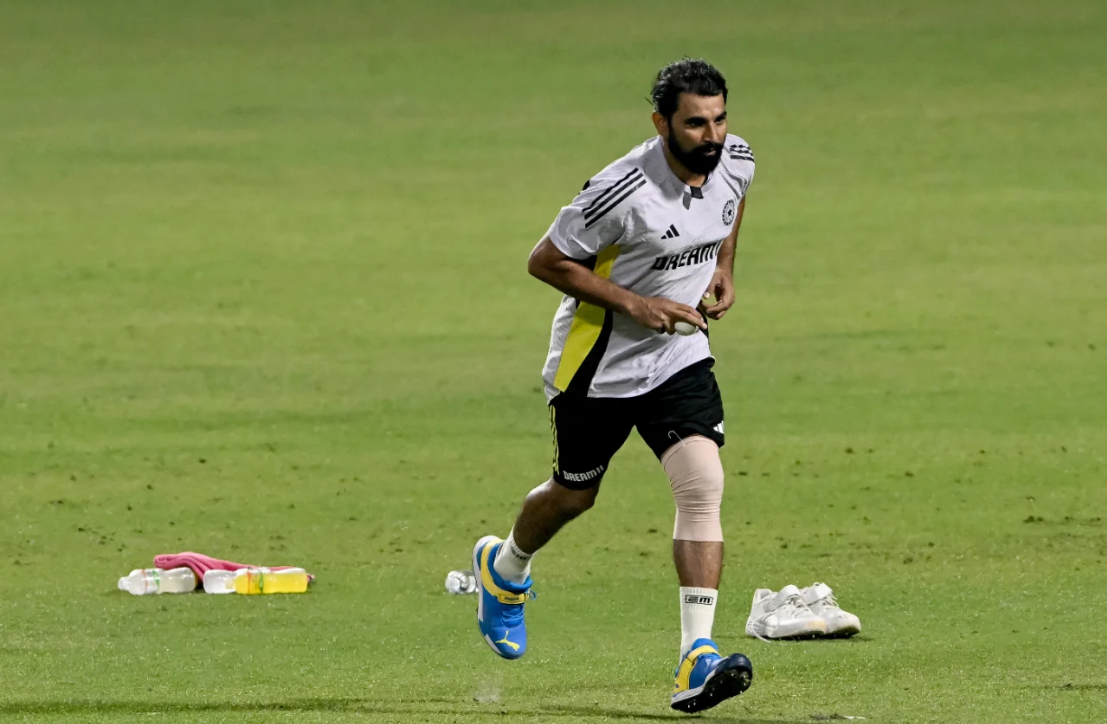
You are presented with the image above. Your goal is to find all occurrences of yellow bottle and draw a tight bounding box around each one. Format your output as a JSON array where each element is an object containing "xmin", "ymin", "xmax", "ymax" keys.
[{"xmin": 233, "ymin": 567, "xmax": 309, "ymax": 594}]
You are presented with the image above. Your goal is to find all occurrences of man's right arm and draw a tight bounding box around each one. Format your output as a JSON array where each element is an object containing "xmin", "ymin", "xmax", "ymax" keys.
[{"xmin": 527, "ymin": 237, "xmax": 705, "ymax": 334}]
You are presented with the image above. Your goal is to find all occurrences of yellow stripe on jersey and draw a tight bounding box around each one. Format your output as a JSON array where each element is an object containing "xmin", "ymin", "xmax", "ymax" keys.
[{"xmin": 553, "ymin": 245, "xmax": 621, "ymax": 392}]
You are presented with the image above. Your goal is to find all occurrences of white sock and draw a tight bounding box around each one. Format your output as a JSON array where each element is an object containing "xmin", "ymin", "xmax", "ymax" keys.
[
  {"xmin": 492, "ymin": 530, "xmax": 533, "ymax": 585},
  {"xmin": 679, "ymin": 587, "xmax": 718, "ymax": 657}
]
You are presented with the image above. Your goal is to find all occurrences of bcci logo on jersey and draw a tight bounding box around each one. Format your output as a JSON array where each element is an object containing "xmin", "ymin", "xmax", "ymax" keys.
[{"xmin": 722, "ymin": 198, "xmax": 737, "ymax": 226}]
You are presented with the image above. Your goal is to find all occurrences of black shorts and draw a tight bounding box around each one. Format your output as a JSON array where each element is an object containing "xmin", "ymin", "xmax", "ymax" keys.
[{"xmin": 548, "ymin": 358, "xmax": 725, "ymax": 490}]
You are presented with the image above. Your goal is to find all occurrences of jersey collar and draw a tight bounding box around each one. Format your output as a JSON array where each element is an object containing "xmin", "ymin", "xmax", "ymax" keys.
[{"xmin": 651, "ymin": 136, "xmax": 714, "ymax": 207}]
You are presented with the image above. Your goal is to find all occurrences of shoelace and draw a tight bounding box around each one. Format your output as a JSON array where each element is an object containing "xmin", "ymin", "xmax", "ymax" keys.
[
  {"xmin": 775, "ymin": 594, "xmax": 814, "ymax": 620},
  {"xmin": 499, "ymin": 590, "xmax": 537, "ymax": 626},
  {"xmin": 807, "ymin": 589, "xmax": 841, "ymax": 613}
]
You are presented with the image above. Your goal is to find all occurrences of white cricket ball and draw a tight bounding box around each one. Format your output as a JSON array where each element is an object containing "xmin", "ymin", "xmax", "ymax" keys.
[{"xmin": 674, "ymin": 321, "xmax": 699, "ymax": 336}]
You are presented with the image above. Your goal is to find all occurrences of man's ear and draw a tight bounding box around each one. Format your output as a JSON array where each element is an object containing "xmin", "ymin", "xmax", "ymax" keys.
[{"xmin": 652, "ymin": 111, "xmax": 668, "ymax": 138}]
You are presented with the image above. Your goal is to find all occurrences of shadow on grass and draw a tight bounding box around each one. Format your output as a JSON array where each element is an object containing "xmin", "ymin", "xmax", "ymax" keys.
[
  {"xmin": 1012, "ymin": 682, "xmax": 1107, "ymax": 691},
  {"xmin": 0, "ymin": 697, "xmax": 805, "ymax": 722},
  {"xmin": 546, "ymin": 703, "xmax": 807, "ymax": 722},
  {"xmin": 757, "ymin": 637, "xmax": 871, "ymax": 644}
]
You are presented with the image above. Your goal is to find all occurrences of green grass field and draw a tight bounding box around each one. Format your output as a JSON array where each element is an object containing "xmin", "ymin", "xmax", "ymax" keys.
[{"xmin": 2, "ymin": 1, "xmax": 1106, "ymax": 722}]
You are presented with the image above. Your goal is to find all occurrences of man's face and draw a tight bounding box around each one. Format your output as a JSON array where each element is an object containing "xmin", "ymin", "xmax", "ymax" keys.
[{"xmin": 659, "ymin": 93, "xmax": 728, "ymax": 175}]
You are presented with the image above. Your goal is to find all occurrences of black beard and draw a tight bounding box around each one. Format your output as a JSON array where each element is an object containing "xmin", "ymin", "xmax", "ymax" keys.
[{"xmin": 668, "ymin": 128, "xmax": 723, "ymax": 175}]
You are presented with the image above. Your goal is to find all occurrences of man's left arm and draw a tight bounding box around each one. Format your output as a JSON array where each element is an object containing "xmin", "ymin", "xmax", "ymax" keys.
[{"xmin": 701, "ymin": 195, "xmax": 745, "ymax": 320}]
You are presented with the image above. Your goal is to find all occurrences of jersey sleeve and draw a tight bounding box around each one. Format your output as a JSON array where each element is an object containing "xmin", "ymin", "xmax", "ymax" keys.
[
  {"xmin": 545, "ymin": 167, "xmax": 645, "ymax": 259},
  {"xmin": 720, "ymin": 136, "xmax": 755, "ymax": 198}
]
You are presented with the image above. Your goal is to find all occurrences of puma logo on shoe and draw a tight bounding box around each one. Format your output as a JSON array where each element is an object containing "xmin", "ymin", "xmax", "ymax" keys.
[{"xmin": 495, "ymin": 634, "xmax": 520, "ymax": 651}]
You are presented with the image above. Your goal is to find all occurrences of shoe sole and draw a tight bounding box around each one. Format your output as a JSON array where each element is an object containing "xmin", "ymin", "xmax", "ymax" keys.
[
  {"xmin": 745, "ymin": 621, "xmax": 828, "ymax": 641},
  {"xmin": 817, "ymin": 626, "xmax": 861, "ymax": 639},
  {"xmin": 671, "ymin": 654, "xmax": 753, "ymax": 714},
  {"xmin": 745, "ymin": 628, "xmax": 858, "ymax": 640},
  {"xmin": 747, "ymin": 631, "xmax": 826, "ymax": 641}
]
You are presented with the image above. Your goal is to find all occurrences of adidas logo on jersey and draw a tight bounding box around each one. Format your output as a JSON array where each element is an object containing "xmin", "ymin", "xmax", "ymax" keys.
[{"xmin": 661, "ymin": 224, "xmax": 680, "ymax": 240}]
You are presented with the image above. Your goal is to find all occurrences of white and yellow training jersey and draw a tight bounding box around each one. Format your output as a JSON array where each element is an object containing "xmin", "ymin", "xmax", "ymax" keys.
[{"xmin": 541, "ymin": 134, "xmax": 755, "ymax": 400}]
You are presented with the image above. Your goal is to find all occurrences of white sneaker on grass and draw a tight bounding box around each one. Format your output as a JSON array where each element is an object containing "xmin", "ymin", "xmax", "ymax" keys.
[
  {"xmin": 801, "ymin": 582, "xmax": 861, "ymax": 638},
  {"xmin": 745, "ymin": 585, "xmax": 827, "ymax": 640}
]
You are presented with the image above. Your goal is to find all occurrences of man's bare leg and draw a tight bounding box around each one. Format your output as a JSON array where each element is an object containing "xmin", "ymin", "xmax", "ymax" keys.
[
  {"xmin": 673, "ymin": 540, "xmax": 723, "ymax": 589},
  {"xmin": 492, "ymin": 478, "xmax": 599, "ymax": 584}
]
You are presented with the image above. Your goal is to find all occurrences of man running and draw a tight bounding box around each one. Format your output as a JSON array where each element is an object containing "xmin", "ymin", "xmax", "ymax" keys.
[{"xmin": 473, "ymin": 58, "xmax": 756, "ymax": 714}]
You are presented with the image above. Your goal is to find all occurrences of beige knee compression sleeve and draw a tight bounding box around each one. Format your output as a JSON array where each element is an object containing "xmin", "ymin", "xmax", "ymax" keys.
[{"xmin": 661, "ymin": 435, "xmax": 725, "ymax": 542}]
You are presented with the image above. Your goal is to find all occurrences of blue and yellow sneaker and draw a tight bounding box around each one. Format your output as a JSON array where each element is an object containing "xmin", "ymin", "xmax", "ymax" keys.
[
  {"xmin": 670, "ymin": 638, "xmax": 753, "ymax": 713},
  {"xmin": 473, "ymin": 535, "xmax": 532, "ymax": 660}
]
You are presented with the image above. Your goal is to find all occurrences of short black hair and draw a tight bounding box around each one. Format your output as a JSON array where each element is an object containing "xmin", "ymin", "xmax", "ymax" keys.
[{"xmin": 650, "ymin": 59, "xmax": 728, "ymax": 119}]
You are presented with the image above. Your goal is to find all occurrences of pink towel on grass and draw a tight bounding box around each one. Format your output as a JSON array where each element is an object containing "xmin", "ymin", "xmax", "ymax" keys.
[{"xmin": 153, "ymin": 551, "xmax": 315, "ymax": 586}]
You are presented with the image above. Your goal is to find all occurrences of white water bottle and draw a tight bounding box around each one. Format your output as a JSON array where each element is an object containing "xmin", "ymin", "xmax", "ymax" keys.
[
  {"xmin": 117, "ymin": 567, "xmax": 197, "ymax": 595},
  {"xmin": 445, "ymin": 570, "xmax": 478, "ymax": 595}
]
